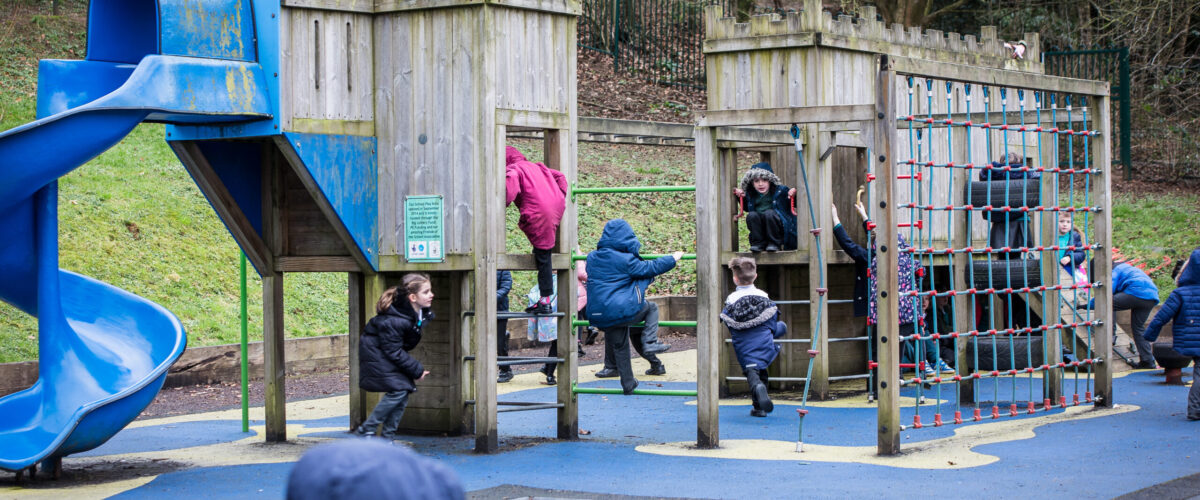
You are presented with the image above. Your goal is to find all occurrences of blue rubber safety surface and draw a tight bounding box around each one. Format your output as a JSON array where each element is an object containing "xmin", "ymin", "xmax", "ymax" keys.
[{"xmin": 71, "ymin": 369, "xmax": 1199, "ymax": 499}]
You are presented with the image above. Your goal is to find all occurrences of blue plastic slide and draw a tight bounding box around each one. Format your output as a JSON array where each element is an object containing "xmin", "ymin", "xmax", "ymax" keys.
[{"xmin": 0, "ymin": 53, "xmax": 271, "ymax": 472}]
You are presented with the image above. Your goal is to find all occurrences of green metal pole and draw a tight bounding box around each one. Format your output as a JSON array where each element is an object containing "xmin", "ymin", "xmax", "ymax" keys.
[
  {"xmin": 572, "ymin": 320, "xmax": 697, "ymax": 328},
  {"xmin": 572, "ymin": 384, "xmax": 697, "ymax": 397},
  {"xmin": 240, "ymin": 252, "xmax": 249, "ymax": 433}
]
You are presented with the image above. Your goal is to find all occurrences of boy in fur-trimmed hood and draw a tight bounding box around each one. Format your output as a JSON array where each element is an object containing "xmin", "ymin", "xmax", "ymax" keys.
[
  {"xmin": 734, "ymin": 162, "xmax": 798, "ymax": 252},
  {"xmin": 720, "ymin": 257, "xmax": 788, "ymax": 417}
]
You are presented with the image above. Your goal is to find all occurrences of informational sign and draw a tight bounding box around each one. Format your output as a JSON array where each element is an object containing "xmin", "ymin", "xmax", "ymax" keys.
[{"xmin": 404, "ymin": 195, "xmax": 444, "ymax": 262}]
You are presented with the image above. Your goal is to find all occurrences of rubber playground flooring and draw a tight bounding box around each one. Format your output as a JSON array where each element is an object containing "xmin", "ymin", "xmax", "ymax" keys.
[{"xmin": 2, "ymin": 349, "xmax": 1196, "ymax": 500}]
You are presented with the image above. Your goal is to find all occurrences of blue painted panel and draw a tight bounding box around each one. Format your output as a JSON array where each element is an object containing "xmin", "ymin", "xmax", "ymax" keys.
[
  {"xmin": 36, "ymin": 60, "xmax": 136, "ymax": 118},
  {"xmin": 158, "ymin": 0, "xmax": 256, "ymax": 61},
  {"xmin": 168, "ymin": 0, "xmax": 282, "ymax": 140},
  {"xmin": 188, "ymin": 140, "xmax": 265, "ymax": 239},
  {"xmin": 86, "ymin": 0, "xmax": 158, "ymax": 64},
  {"xmin": 283, "ymin": 132, "xmax": 379, "ymax": 270}
]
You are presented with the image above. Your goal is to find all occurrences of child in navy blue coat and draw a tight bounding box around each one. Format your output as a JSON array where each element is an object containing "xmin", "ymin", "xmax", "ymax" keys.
[
  {"xmin": 1144, "ymin": 248, "xmax": 1200, "ymax": 420},
  {"xmin": 720, "ymin": 257, "xmax": 787, "ymax": 417}
]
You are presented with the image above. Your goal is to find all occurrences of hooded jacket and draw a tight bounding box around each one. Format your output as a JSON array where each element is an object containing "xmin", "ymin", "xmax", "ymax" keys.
[
  {"xmin": 497, "ymin": 270, "xmax": 513, "ymax": 312},
  {"xmin": 287, "ymin": 439, "xmax": 465, "ymax": 500},
  {"xmin": 1112, "ymin": 262, "xmax": 1159, "ymax": 303},
  {"xmin": 738, "ymin": 162, "xmax": 798, "ymax": 250},
  {"xmin": 833, "ymin": 221, "xmax": 872, "ymax": 317},
  {"xmin": 505, "ymin": 146, "xmax": 568, "ymax": 250},
  {"xmin": 359, "ymin": 293, "xmax": 431, "ymax": 393},
  {"xmin": 721, "ymin": 286, "xmax": 787, "ymax": 369},
  {"xmin": 1144, "ymin": 248, "xmax": 1200, "ymax": 357},
  {"xmin": 585, "ymin": 219, "xmax": 678, "ymax": 328}
]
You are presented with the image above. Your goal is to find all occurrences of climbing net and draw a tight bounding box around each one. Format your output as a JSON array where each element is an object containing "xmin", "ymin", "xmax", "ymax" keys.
[{"xmin": 888, "ymin": 75, "xmax": 1107, "ymax": 428}]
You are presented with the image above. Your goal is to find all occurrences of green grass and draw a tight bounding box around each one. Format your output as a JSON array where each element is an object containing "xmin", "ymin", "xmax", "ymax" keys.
[{"xmin": 1111, "ymin": 191, "xmax": 1200, "ymax": 301}]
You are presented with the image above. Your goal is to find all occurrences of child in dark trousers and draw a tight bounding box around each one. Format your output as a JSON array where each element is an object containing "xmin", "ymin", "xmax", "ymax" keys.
[
  {"xmin": 496, "ymin": 270, "xmax": 514, "ymax": 383},
  {"xmin": 1143, "ymin": 248, "xmax": 1200, "ymax": 421},
  {"xmin": 505, "ymin": 146, "xmax": 568, "ymax": 314},
  {"xmin": 732, "ymin": 162, "xmax": 798, "ymax": 252},
  {"xmin": 355, "ymin": 273, "xmax": 433, "ymax": 440},
  {"xmin": 721, "ymin": 257, "xmax": 787, "ymax": 417}
]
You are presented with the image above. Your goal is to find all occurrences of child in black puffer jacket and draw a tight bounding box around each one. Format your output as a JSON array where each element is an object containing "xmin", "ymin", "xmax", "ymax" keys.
[
  {"xmin": 720, "ymin": 257, "xmax": 788, "ymax": 417},
  {"xmin": 355, "ymin": 273, "xmax": 433, "ymax": 440},
  {"xmin": 1144, "ymin": 248, "xmax": 1200, "ymax": 420}
]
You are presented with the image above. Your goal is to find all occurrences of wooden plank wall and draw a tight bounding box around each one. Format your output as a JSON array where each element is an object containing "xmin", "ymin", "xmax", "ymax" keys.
[
  {"xmin": 374, "ymin": 7, "xmax": 574, "ymax": 259},
  {"xmin": 280, "ymin": 8, "xmax": 375, "ymax": 128}
]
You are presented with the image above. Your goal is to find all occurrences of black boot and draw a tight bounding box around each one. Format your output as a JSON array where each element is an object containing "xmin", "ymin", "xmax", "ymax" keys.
[{"xmin": 745, "ymin": 368, "xmax": 773, "ymax": 414}]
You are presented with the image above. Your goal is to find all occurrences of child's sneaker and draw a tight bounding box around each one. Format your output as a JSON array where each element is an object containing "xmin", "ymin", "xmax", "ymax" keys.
[
  {"xmin": 750, "ymin": 409, "xmax": 768, "ymax": 417},
  {"xmin": 525, "ymin": 302, "xmax": 553, "ymax": 315},
  {"xmin": 936, "ymin": 360, "xmax": 955, "ymax": 373},
  {"xmin": 643, "ymin": 342, "xmax": 671, "ymax": 355},
  {"xmin": 922, "ymin": 364, "xmax": 937, "ymax": 377}
]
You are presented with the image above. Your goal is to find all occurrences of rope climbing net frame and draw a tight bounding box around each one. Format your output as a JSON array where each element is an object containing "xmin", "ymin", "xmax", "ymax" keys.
[{"xmin": 694, "ymin": 55, "xmax": 1114, "ymax": 454}]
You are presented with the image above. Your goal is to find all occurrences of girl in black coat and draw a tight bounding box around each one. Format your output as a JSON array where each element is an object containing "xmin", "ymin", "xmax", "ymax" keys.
[{"xmin": 354, "ymin": 273, "xmax": 433, "ymax": 440}]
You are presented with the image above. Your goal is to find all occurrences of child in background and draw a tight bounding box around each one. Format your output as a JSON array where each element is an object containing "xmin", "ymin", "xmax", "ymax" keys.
[
  {"xmin": 720, "ymin": 257, "xmax": 787, "ymax": 417},
  {"xmin": 586, "ymin": 219, "xmax": 682, "ymax": 394},
  {"xmin": 1057, "ymin": 212, "xmax": 1089, "ymax": 305},
  {"xmin": 506, "ymin": 146, "xmax": 568, "ymax": 314},
  {"xmin": 354, "ymin": 273, "xmax": 433, "ymax": 441},
  {"xmin": 1143, "ymin": 248, "xmax": 1200, "ymax": 420},
  {"xmin": 496, "ymin": 271, "xmax": 514, "ymax": 383},
  {"xmin": 732, "ymin": 162, "xmax": 798, "ymax": 252},
  {"xmin": 576, "ymin": 260, "xmax": 600, "ymax": 345},
  {"xmin": 1098, "ymin": 258, "xmax": 1161, "ymax": 369}
]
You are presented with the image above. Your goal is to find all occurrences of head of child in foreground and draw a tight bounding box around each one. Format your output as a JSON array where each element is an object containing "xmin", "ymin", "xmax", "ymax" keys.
[
  {"xmin": 1057, "ymin": 212, "xmax": 1075, "ymax": 235},
  {"xmin": 752, "ymin": 178, "xmax": 771, "ymax": 194},
  {"xmin": 376, "ymin": 273, "xmax": 433, "ymax": 314},
  {"xmin": 729, "ymin": 257, "xmax": 757, "ymax": 286}
]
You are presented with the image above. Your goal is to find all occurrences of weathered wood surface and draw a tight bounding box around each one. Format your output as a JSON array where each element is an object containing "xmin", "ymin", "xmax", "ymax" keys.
[
  {"xmin": 262, "ymin": 274, "xmax": 287, "ymax": 442},
  {"xmin": 874, "ymin": 59, "xmax": 900, "ymax": 455},
  {"xmin": 694, "ymin": 126, "xmax": 721, "ymax": 448},
  {"xmin": 281, "ymin": 8, "xmax": 374, "ymax": 130},
  {"xmin": 1091, "ymin": 96, "xmax": 1114, "ymax": 406}
]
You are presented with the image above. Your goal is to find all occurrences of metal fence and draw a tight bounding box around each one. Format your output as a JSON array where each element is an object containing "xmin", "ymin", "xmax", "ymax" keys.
[
  {"xmin": 578, "ymin": 0, "xmax": 747, "ymax": 88},
  {"xmin": 1043, "ymin": 48, "xmax": 1132, "ymax": 179}
]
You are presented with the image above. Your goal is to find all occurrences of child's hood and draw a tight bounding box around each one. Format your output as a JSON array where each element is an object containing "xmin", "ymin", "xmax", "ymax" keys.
[
  {"xmin": 596, "ymin": 219, "xmax": 641, "ymax": 255},
  {"xmin": 739, "ymin": 162, "xmax": 782, "ymax": 193},
  {"xmin": 505, "ymin": 146, "xmax": 527, "ymax": 166},
  {"xmin": 1179, "ymin": 247, "xmax": 1200, "ymax": 287},
  {"xmin": 720, "ymin": 294, "xmax": 777, "ymax": 330}
]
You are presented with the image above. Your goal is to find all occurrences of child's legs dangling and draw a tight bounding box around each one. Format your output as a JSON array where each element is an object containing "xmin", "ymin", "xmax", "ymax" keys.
[{"xmin": 533, "ymin": 247, "xmax": 553, "ymax": 298}]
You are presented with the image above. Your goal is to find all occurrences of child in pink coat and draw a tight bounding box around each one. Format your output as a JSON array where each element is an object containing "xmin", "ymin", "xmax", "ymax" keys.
[{"xmin": 505, "ymin": 146, "xmax": 568, "ymax": 313}]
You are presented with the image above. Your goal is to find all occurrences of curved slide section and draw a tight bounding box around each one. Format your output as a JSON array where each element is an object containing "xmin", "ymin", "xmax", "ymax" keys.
[{"xmin": 0, "ymin": 54, "xmax": 271, "ymax": 472}]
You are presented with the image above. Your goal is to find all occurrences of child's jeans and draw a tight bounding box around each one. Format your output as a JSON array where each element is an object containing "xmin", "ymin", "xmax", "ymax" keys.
[
  {"xmin": 746, "ymin": 210, "xmax": 783, "ymax": 249},
  {"xmin": 362, "ymin": 390, "xmax": 411, "ymax": 440},
  {"xmin": 628, "ymin": 301, "xmax": 661, "ymax": 347}
]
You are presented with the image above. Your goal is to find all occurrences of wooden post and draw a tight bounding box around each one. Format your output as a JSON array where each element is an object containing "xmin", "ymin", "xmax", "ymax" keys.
[
  {"xmin": 262, "ymin": 273, "xmax": 286, "ymax": 442},
  {"xmin": 951, "ymin": 112, "xmax": 974, "ymax": 404},
  {"xmin": 1039, "ymin": 127, "xmax": 1063, "ymax": 402},
  {"xmin": 717, "ymin": 146, "xmax": 737, "ymax": 394},
  {"xmin": 1091, "ymin": 94, "xmax": 1114, "ymax": 407},
  {"xmin": 473, "ymin": 123, "xmax": 502, "ymax": 453},
  {"xmin": 808, "ymin": 128, "xmax": 830, "ymax": 399},
  {"xmin": 695, "ymin": 126, "xmax": 721, "ymax": 448},
  {"xmin": 348, "ymin": 272, "xmax": 367, "ymax": 428},
  {"xmin": 547, "ymin": 127, "xmax": 579, "ymax": 439},
  {"xmin": 874, "ymin": 57, "xmax": 901, "ymax": 455}
]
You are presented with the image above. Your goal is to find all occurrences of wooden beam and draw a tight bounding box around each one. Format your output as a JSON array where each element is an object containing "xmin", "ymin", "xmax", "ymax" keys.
[
  {"xmin": 891, "ymin": 56, "xmax": 1110, "ymax": 97},
  {"xmin": 347, "ymin": 272, "xmax": 369, "ymax": 428},
  {"xmin": 262, "ymin": 274, "xmax": 287, "ymax": 442},
  {"xmin": 287, "ymin": 118, "xmax": 375, "ymax": 137},
  {"xmin": 376, "ymin": 254, "xmax": 478, "ymax": 271},
  {"xmin": 697, "ymin": 104, "xmax": 875, "ymax": 127},
  {"xmin": 808, "ymin": 129, "xmax": 830, "ymax": 399},
  {"xmin": 495, "ymin": 108, "xmax": 571, "ymax": 129},
  {"xmin": 282, "ymin": 0, "xmax": 373, "ymax": 13},
  {"xmin": 694, "ymin": 126, "xmax": 721, "ymax": 448},
  {"xmin": 703, "ymin": 32, "xmax": 816, "ymax": 54},
  {"xmin": 277, "ymin": 256, "xmax": 362, "ymax": 272},
  {"xmin": 497, "ymin": 252, "xmax": 574, "ymax": 271},
  {"xmin": 170, "ymin": 142, "xmax": 273, "ymax": 275},
  {"xmin": 874, "ymin": 57, "xmax": 901, "ymax": 455},
  {"xmin": 1092, "ymin": 95, "xmax": 1114, "ymax": 407}
]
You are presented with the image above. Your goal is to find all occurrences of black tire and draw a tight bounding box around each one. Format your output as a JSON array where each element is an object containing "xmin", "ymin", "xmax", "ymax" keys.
[
  {"xmin": 966, "ymin": 335, "xmax": 1046, "ymax": 371},
  {"xmin": 970, "ymin": 259, "xmax": 1042, "ymax": 289},
  {"xmin": 966, "ymin": 179, "xmax": 1040, "ymax": 208}
]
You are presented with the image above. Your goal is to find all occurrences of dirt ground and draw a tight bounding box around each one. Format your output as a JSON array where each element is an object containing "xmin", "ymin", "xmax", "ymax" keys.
[{"xmin": 138, "ymin": 330, "xmax": 697, "ymax": 419}]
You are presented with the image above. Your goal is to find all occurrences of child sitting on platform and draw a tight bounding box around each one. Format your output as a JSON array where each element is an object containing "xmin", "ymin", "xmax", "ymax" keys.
[
  {"xmin": 506, "ymin": 146, "xmax": 568, "ymax": 314},
  {"xmin": 720, "ymin": 256, "xmax": 787, "ymax": 417},
  {"xmin": 732, "ymin": 162, "xmax": 798, "ymax": 252}
]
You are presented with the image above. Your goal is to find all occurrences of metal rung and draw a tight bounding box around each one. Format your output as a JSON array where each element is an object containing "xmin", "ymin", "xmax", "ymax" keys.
[
  {"xmin": 462, "ymin": 356, "xmax": 564, "ymax": 366},
  {"xmin": 828, "ymin": 373, "xmax": 872, "ymax": 381},
  {"xmin": 775, "ymin": 299, "xmax": 854, "ymax": 305},
  {"xmin": 724, "ymin": 338, "xmax": 811, "ymax": 344},
  {"xmin": 829, "ymin": 336, "xmax": 870, "ymax": 343},
  {"xmin": 726, "ymin": 376, "xmax": 809, "ymax": 382},
  {"xmin": 462, "ymin": 311, "xmax": 567, "ymax": 319},
  {"xmin": 499, "ymin": 404, "xmax": 564, "ymax": 413}
]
